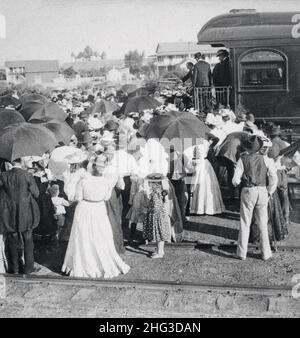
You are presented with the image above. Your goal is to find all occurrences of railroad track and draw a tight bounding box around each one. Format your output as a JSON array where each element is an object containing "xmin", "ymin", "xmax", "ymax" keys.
[
  {"xmin": 0, "ymin": 273, "xmax": 293, "ymax": 297},
  {"xmin": 137, "ymin": 241, "xmax": 300, "ymax": 252}
]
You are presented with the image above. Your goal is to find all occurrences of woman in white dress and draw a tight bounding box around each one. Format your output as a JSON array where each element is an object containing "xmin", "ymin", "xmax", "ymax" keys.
[
  {"xmin": 62, "ymin": 155, "xmax": 130, "ymax": 279},
  {"xmin": 187, "ymin": 139, "xmax": 225, "ymax": 215}
]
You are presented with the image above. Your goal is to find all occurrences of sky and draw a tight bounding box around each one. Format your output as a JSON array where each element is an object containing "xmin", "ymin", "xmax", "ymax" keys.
[{"xmin": 0, "ymin": 0, "xmax": 299, "ymax": 64}]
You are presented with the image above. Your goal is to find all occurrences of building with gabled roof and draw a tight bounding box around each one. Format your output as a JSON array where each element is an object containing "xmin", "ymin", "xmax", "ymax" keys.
[{"xmin": 5, "ymin": 60, "xmax": 59, "ymax": 85}]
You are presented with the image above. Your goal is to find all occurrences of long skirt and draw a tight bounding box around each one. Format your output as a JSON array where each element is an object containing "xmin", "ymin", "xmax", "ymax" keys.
[
  {"xmin": 106, "ymin": 188, "xmax": 125, "ymax": 254},
  {"xmin": 190, "ymin": 160, "xmax": 225, "ymax": 215},
  {"xmin": 62, "ymin": 200, "xmax": 130, "ymax": 279},
  {"xmin": 250, "ymin": 190, "xmax": 288, "ymax": 244},
  {"xmin": 60, "ymin": 203, "xmax": 77, "ymax": 242},
  {"xmin": 33, "ymin": 179, "xmax": 57, "ymax": 238}
]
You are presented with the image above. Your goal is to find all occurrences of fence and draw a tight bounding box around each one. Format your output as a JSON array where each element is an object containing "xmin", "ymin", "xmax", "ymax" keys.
[{"xmin": 194, "ymin": 86, "xmax": 231, "ymax": 112}]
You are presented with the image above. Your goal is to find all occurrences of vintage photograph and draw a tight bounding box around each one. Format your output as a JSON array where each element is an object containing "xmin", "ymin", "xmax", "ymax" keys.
[{"xmin": 0, "ymin": 0, "xmax": 300, "ymax": 319}]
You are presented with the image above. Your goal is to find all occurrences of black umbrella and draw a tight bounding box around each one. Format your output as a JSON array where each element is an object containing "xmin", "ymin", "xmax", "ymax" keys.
[
  {"xmin": 29, "ymin": 102, "xmax": 67, "ymax": 122},
  {"xmin": 0, "ymin": 95, "xmax": 21, "ymax": 108},
  {"xmin": 19, "ymin": 94, "xmax": 49, "ymax": 121},
  {"xmin": 128, "ymin": 87, "xmax": 149, "ymax": 97},
  {"xmin": 145, "ymin": 110, "xmax": 210, "ymax": 151},
  {"xmin": 121, "ymin": 84, "xmax": 138, "ymax": 94},
  {"xmin": 42, "ymin": 120, "xmax": 75, "ymax": 145},
  {"xmin": 85, "ymin": 99, "xmax": 120, "ymax": 116},
  {"xmin": 0, "ymin": 122, "xmax": 58, "ymax": 161},
  {"xmin": 119, "ymin": 95, "xmax": 162, "ymax": 115},
  {"xmin": 0, "ymin": 109, "xmax": 25, "ymax": 131}
]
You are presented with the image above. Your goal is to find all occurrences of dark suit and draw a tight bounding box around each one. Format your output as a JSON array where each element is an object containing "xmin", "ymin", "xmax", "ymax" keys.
[
  {"xmin": 0, "ymin": 167, "xmax": 40, "ymax": 273},
  {"xmin": 213, "ymin": 57, "xmax": 231, "ymax": 87},
  {"xmin": 192, "ymin": 60, "xmax": 211, "ymax": 87},
  {"xmin": 213, "ymin": 57, "xmax": 231, "ymax": 105}
]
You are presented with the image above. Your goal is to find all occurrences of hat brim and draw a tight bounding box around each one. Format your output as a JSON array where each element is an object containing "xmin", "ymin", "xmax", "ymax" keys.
[
  {"xmin": 243, "ymin": 137, "xmax": 263, "ymax": 154},
  {"xmin": 217, "ymin": 52, "xmax": 228, "ymax": 57}
]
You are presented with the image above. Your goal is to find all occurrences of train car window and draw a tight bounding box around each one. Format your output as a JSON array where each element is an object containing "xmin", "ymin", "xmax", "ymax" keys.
[{"xmin": 239, "ymin": 50, "xmax": 287, "ymax": 90}]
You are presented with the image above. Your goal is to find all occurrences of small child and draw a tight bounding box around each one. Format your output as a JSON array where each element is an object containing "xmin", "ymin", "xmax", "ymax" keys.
[{"xmin": 49, "ymin": 184, "xmax": 70, "ymax": 242}]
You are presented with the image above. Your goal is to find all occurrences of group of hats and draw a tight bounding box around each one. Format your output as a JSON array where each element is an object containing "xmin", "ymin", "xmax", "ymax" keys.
[{"xmin": 194, "ymin": 49, "xmax": 228, "ymax": 59}]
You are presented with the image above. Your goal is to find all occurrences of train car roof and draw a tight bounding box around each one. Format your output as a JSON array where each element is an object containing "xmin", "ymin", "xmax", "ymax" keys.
[{"xmin": 197, "ymin": 10, "xmax": 300, "ymax": 47}]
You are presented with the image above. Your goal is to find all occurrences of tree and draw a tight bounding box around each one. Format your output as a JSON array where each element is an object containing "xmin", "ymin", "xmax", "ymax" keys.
[
  {"xmin": 74, "ymin": 46, "xmax": 96, "ymax": 60},
  {"xmin": 124, "ymin": 50, "xmax": 144, "ymax": 74},
  {"xmin": 82, "ymin": 45, "xmax": 94, "ymax": 60},
  {"xmin": 101, "ymin": 51, "xmax": 107, "ymax": 60},
  {"xmin": 76, "ymin": 51, "xmax": 84, "ymax": 60}
]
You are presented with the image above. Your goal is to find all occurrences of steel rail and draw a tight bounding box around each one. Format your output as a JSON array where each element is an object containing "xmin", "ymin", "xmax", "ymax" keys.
[
  {"xmin": 0, "ymin": 273, "xmax": 292, "ymax": 296},
  {"xmin": 137, "ymin": 241, "xmax": 300, "ymax": 252}
]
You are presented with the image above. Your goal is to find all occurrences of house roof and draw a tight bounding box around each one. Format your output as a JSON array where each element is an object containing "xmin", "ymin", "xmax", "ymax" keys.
[
  {"xmin": 197, "ymin": 10, "xmax": 300, "ymax": 47},
  {"xmin": 5, "ymin": 60, "xmax": 59, "ymax": 73},
  {"xmin": 156, "ymin": 42, "xmax": 217, "ymax": 56},
  {"xmin": 61, "ymin": 59, "xmax": 125, "ymax": 71}
]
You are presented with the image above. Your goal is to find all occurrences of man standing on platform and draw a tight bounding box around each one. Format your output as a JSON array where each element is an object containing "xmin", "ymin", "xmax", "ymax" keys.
[
  {"xmin": 192, "ymin": 52, "xmax": 211, "ymax": 88},
  {"xmin": 192, "ymin": 53, "xmax": 212, "ymax": 111},
  {"xmin": 213, "ymin": 49, "xmax": 231, "ymax": 106},
  {"xmin": 232, "ymin": 136, "xmax": 278, "ymax": 261}
]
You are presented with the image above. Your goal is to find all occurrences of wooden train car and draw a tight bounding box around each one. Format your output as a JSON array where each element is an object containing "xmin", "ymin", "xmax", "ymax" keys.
[{"xmin": 197, "ymin": 9, "xmax": 300, "ymax": 127}]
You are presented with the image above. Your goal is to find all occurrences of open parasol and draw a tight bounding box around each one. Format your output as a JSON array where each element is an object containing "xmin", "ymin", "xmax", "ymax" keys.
[
  {"xmin": 121, "ymin": 84, "xmax": 138, "ymax": 94},
  {"xmin": 29, "ymin": 102, "xmax": 68, "ymax": 122},
  {"xmin": 128, "ymin": 87, "xmax": 149, "ymax": 97},
  {"xmin": 0, "ymin": 95, "xmax": 21, "ymax": 108},
  {"xmin": 19, "ymin": 94, "xmax": 49, "ymax": 121},
  {"xmin": 0, "ymin": 109, "xmax": 25, "ymax": 131},
  {"xmin": 145, "ymin": 110, "xmax": 210, "ymax": 152},
  {"xmin": 42, "ymin": 120, "xmax": 75, "ymax": 145},
  {"xmin": 85, "ymin": 99, "xmax": 120, "ymax": 116},
  {"xmin": 48, "ymin": 146, "xmax": 84, "ymax": 180},
  {"xmin": 119, "ymin": 95, "xmax": 162, "ymax": 115},
  {"xmin": 0, "ymin": 122, "xmax": 58, "ymax": 162}
]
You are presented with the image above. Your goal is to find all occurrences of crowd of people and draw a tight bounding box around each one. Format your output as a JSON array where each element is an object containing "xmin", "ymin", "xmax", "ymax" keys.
[{"xmin": 0, "ymin": 70, "xmax": 299, "ymax": 279}]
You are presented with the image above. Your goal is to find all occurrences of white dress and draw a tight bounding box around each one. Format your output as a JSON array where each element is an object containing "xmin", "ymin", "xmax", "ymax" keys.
[
  {"xmin": 188, "ymin": 141, "xmax": 225, "ymax": 215},
  {"xmin": 62, "ymin": 176, "xmax": 130, "ymax": 278}
]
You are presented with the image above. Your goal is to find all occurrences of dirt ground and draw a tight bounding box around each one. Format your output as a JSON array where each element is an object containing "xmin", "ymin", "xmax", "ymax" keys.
[
  {"xmin": 1, "ymin": 197, "xmax": 299, "ymax": 318},
  {"xmin": 32, "ymin": 199, "xmax": 300, "ymax": 288}
]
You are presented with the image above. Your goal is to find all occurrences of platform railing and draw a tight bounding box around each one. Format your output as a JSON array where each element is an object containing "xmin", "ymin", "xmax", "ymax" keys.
[{"xmin": 194, "ymin": 86, "xmax": 231, "ymax": 112}]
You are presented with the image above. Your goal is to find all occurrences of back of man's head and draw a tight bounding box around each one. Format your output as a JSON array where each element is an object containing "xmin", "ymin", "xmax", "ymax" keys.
[{"xmin": 194, "ymin": 52, "xmax": 202, "ymax": 60}]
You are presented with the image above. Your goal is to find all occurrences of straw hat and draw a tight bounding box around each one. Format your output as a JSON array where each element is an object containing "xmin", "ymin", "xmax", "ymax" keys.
[
  {"xmin": 65, "ymin": 150, "xmax": 88, "ymax": 164},
  {"xmin": 93, "ymin": 155, "xmax": 107, "ymax": 168},
  {"xmin": 100, "ymin": 130, "xmax": 115, "ymax": 143}
]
